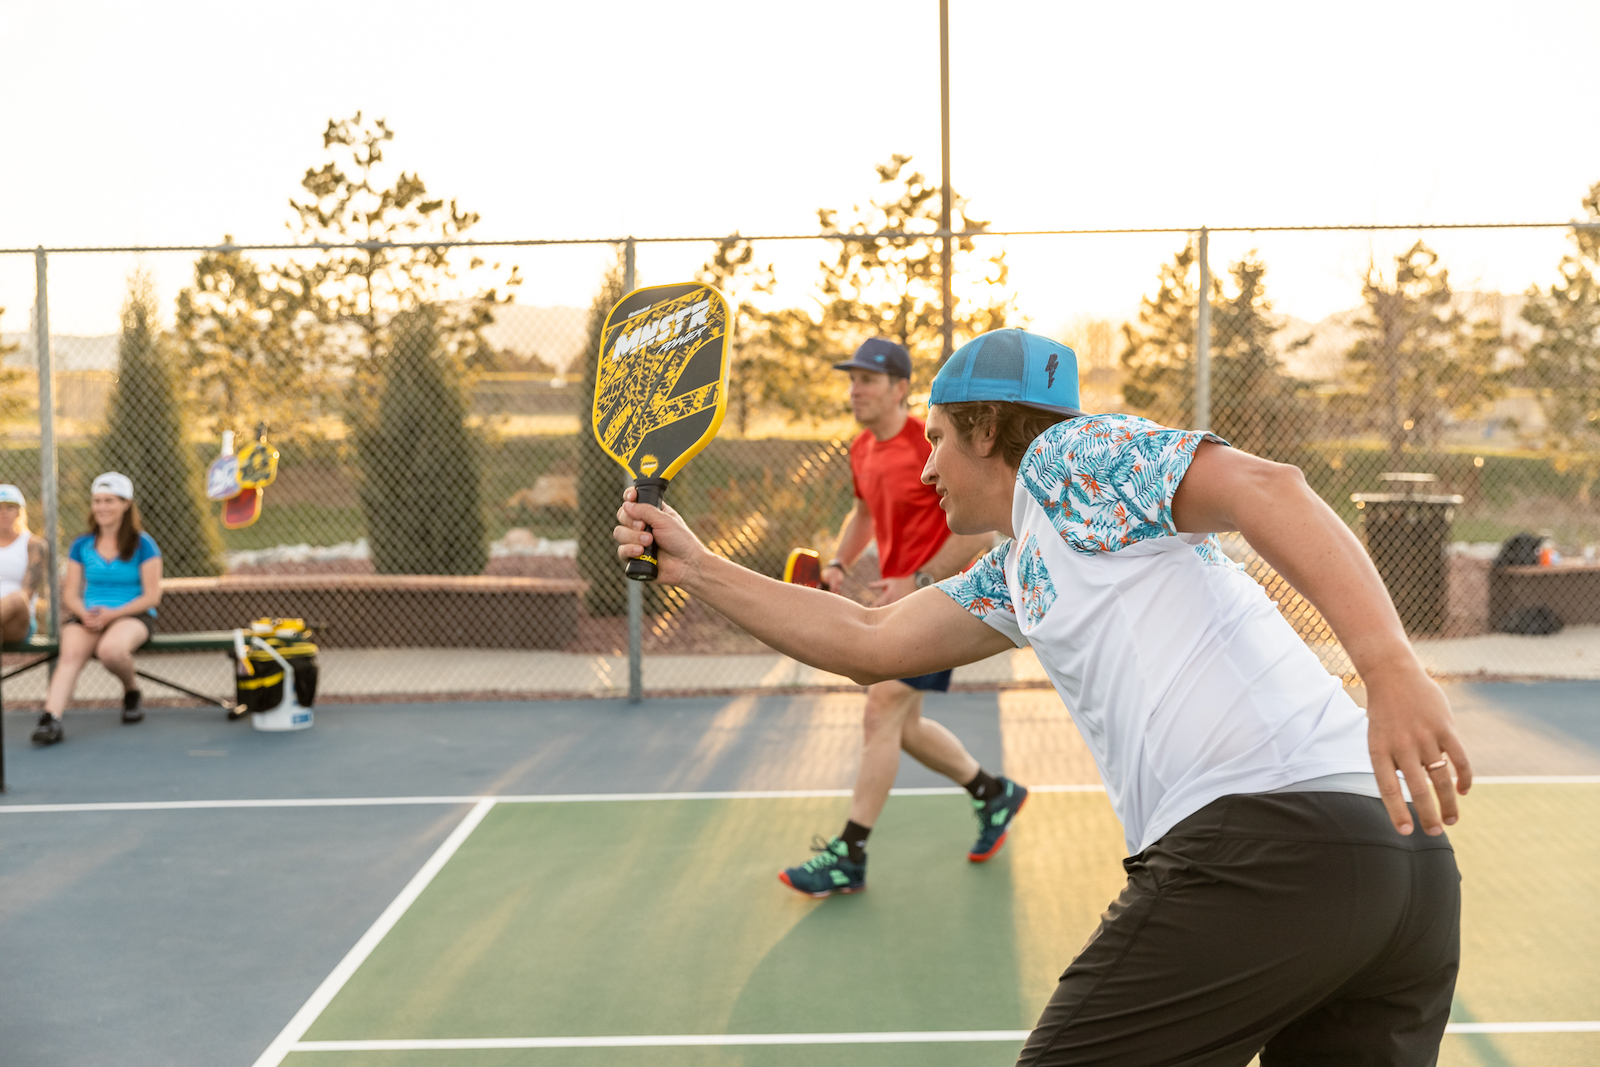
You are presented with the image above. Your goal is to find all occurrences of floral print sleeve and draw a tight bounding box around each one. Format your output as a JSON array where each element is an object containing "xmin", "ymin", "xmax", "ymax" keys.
[
  {"xmin": 935, "ymin": 539, "xmax": 1025, "ymax": 647},
  {"xmin": 1018, "ymin": 414, "xmax": 1227, "ymax": 554}
]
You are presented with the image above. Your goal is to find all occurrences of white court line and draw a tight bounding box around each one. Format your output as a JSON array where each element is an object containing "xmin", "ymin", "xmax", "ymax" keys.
[
  {"xmin": 1447, "ymin": 1022, "xmax": 1600, "ymax": 1033},
  {"xmin": 292, "ymin": 1031, "xmax": 1035, "ymax": 1051},
  {"xmin": 1, "ymin": 778, "xmax": 1591, "ymax": 816},
  {"xmin": 1473, "ymin": 776, "xmax": 1600, "ymax": 785},
  {"xmin": 285, "ymin": 1021, "xmax": 1600, "ymax": 1051},
  {"xmin": 248, "ymin": 798, "xmax": 497, "ymax": 1067},
  {"xmin": 0, "ymin": 784, "xmax": 1102, "ymax": 815},
  {"xmin": 0, "ymin": 796, "xmax": 490, "ymax": 814}
]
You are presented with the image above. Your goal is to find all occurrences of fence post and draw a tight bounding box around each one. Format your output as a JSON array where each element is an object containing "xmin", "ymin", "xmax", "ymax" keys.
[
  {"xmin": 34, "ymin": 248, "xmax": 60, "ymax": 641},
  {"xmin": 939, "ymin": 0, "xmax": 954, "ymax": 363},
  {"xmin": 623, "ymin": 238, "xmax": 643, "ymax": 704},
  {"xmin": 1195, "ymin": 227, "xmax": 1211, "ymax": 433}
]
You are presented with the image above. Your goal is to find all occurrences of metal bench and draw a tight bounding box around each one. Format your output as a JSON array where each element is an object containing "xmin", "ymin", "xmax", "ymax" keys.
[{"xmin": 1, "ymin": 630, "xmax": 243, "ymax": 791}]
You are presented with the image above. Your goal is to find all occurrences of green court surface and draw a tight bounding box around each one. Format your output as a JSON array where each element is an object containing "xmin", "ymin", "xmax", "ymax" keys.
[{"xmin": 273, "ymin": 785, "xmax": 1600, "ymax": 1067}]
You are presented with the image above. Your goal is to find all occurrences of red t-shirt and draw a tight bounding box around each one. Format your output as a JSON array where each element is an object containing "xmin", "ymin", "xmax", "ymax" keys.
[{"xmin": 849, "ymin": 415, "xmax": 950, "ymax": 579}]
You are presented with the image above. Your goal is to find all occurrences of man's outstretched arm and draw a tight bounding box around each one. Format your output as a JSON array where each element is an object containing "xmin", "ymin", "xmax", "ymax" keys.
[
  {"xmin": 615, "ymin": 489, "xmax": 1014, "ymax": 683},
  {"xmin": 1171, "ymin": 442, "xmax": 1472, "ymax": 838}
]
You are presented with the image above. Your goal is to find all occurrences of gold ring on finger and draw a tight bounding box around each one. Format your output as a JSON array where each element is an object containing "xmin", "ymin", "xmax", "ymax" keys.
[{"xmin": 1425, "ymin": 756, "xmax": 1449, "ymax": 772}]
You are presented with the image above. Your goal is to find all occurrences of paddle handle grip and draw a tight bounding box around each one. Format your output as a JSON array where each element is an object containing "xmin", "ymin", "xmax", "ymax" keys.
[{"xmin": 624, "ymin": 478, "xmax": 669, "ymax": 582}]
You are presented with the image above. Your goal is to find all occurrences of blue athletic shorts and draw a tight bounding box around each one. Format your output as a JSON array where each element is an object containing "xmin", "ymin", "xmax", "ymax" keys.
[{"xmin": 898, "ymin": 669, "xmax": 952, "ymax": 692}]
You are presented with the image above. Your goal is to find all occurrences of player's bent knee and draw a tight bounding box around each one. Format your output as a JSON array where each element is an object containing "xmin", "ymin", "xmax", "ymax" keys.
[{"xmin": 862, "ymin": 685, "xmax": 917, "ymax": 734}]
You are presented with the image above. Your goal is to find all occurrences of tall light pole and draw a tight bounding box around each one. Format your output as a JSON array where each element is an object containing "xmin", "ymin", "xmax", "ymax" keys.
[
  {"xmin": 939, "ymin": 0, "xmax": 953, "ymax": 363},
  {"xmin": 1195, "ymin": 227, "xmax": 1211, "ymax": 432}
]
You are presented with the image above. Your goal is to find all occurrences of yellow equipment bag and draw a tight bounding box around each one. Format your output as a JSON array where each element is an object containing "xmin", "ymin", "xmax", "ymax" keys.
[{"xmin": 233, "ymin": 618, "xmax": 319, "ymax": 713}]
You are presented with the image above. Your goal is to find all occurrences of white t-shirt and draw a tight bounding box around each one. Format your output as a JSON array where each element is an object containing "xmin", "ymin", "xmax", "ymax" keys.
[{"xmin": 937, "ymin": 414, "xmax": 1374, "ymax": 854}]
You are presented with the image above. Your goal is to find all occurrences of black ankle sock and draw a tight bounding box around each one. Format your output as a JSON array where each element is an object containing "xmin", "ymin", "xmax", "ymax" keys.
[
  {"xmin": 123, "ymin": 689, "xmax": 141, "ymax": 711},
  {"xmin": 839, "ymin": 820, "xmax": 872, "ymax": 863},
  {"xmin": 964, "ymin": 768, "xmax": 1003, "ymax": 803}
]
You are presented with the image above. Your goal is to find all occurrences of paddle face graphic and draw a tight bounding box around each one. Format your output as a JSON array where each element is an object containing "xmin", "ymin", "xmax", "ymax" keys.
[
  {"xmin": 593, "ymin": 282, "xmax": 730, "ymax": 481},
  {"xmin": 592, "ymin": 282, "xmax": 731, "ymax": 580}
]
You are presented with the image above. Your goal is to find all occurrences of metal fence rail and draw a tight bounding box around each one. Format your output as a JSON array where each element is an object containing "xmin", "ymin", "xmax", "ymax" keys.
[{"xmin": 1, "ymin": 215, "xmax": 1596, "ymax": 705}]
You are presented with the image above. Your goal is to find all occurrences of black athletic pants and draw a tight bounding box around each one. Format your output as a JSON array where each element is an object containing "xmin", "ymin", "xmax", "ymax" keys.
[{"xmin": 1018, "ymin": 791, "xmax": 1460, "ymax": 1066}]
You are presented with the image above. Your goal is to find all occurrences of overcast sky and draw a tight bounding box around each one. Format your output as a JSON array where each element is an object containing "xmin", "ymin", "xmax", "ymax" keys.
[{"xmin": 3, "ymin": 0, "xmax": 1598, "ymax": 342}]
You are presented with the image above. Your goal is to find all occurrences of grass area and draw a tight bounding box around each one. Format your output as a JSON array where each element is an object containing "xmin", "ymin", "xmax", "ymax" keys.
[
  {"xmin": 218, "ymin": 503, "xmax": 367, "ymax": 552},
  {"xmin": 1452, "ymin": 517, "xmax": 1529, "ymax": 545}
]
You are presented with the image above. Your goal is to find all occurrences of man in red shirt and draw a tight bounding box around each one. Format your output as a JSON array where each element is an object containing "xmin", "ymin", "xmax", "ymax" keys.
[{"xmin": 778, "ymin": 338, "xmax": 1029, "ymax": 897}]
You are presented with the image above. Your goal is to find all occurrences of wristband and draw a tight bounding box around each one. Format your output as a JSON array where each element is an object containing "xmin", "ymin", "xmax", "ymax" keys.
[{"xmin": 825, "ymin": 558, "xmax": 847, "ymax": 573}]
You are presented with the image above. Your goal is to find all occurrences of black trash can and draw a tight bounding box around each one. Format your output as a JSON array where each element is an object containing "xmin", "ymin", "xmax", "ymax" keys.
[{"xmin": 1352, "ymin": 474, "xmax": 1464, "ymax": 635}]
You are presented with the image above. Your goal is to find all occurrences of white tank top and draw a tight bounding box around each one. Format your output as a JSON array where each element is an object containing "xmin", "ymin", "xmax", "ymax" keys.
[{"xmin": 0, "ymin": 531, "xmax": 30, "ymax": 598}]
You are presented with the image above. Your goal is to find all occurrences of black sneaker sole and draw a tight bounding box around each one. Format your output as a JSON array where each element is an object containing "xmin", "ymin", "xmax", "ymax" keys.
[
  {"xmin": 777, "ymin": 871, "xmax": 866, "ymax": 898},
  {"xmin": 969, "ymin": 790, "xmax": 1029, "ymax": 862},
  {"xmin": 121, "ymin": 709, "xmax": 144, "ymax": 724}
]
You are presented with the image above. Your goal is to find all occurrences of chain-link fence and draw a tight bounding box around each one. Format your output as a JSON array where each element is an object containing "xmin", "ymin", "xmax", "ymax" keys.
[{"xmin": 1, "ymin": 217, "xmax": 1596, "ymax": 706}]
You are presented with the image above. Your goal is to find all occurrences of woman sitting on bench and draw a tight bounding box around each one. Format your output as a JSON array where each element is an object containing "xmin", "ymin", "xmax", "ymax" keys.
[
  {"xmin": 32, "ymin": 473, "xmax": 163, "ymax": 746},
  {"xmin": 0, "ymin": 484, "xmax": 47, "ymax": 644}
]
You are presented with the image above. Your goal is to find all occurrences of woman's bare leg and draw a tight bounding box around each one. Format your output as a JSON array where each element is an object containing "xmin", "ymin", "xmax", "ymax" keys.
[
  {"xmin": 0, "ymin": 591, "xmax": 29, "ymax": 644},
  {"xmin": 94, "ymin": 617, "xmax": 150, "ymax": 693},
  {"xmin": 43, "ymin": 624, "xmax": 99, "ymax": 716}
]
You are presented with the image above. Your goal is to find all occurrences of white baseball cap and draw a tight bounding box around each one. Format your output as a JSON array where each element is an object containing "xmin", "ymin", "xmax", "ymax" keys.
[
  {"xmin": 91, "ymin": 472, "xmax": 134, "ymax": 499},
  {"xmin": 0, "ymin": 485, "xmax": 23, "ymax": 506}
]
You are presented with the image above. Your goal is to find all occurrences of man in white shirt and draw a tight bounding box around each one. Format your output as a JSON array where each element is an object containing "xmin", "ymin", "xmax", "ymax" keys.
[{"xmin": 614, "ymin": 328, "xmax": 1470, "ymax": 1065}]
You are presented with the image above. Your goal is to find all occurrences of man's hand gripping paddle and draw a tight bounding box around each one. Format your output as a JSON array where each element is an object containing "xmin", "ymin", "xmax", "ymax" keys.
[{"xmin": 592, "ymin": 282, "xmax": 732, "ymax": 581}]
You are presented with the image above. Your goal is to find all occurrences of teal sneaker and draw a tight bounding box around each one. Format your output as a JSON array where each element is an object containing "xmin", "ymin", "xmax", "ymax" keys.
[
  {"xmin": 968, "ymin": 778, "xmax": 1028, "ymax": 862},
  {"xmin": 778, "ymin": 836, "xmax": 867, "ymax": 897}
]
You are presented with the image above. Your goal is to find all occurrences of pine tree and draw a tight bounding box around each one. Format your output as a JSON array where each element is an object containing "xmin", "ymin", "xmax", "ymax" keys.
[
  {"xmin": 812, "ymin": 155, "xmax": 1019, "ymax": 393},
  {"xmin": 574, "ymin": 251, "xmax": 630, "ymax": 615},
  {"xmin": 355, "ymin": 304, "xmax": 488, "ymax": 574},
  {"xmin": 1521, "ymin": 182, "xmax": 1600, "ymax": 500},
  {"xmin": 0, "ymin": 307, "xmax": 25, "ymax": 424},
  {"xmin": 1347, "ymin": 241, "xmax": 1501, "ymax": 467},
  {"xmin": 1120, "ymin": 243, "xmax": 1312, "ymax": 459},
  {"xmin": 693, "ymin": 236, "xmax": 775, "ymax": 436},
  {"xmin": 280, "ymin": 113, "xmax": 520, "ymax": 424},
  {"xmin": 1208, "ymin": 255, "xmax": 1315, "ymax": 460},
  {"xmin": 1120, "ymin": 242, "xmax": 1201, "ymax": 428},
  {"xmin": 100, "ymin": 273, "xmax": 223, "ymax": 577},
  {"xmin": 745, "ymin": 155, "xmax": 1022, "ymax": 423},
  {"xmin": 173, "ymin": 239, "xmax": 327, "ymax": 440}
]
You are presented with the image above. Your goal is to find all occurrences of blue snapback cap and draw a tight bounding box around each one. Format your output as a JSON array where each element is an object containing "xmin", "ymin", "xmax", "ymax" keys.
[
  {"xmin": 833, "ymin": 337, "xmax": 912, "ymax": 378},
  {"xmin": 929, "ymin": 328, "xmax": 1085, "ymax": 417}
]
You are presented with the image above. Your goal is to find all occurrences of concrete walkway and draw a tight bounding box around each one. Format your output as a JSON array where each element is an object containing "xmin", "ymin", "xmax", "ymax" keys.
[
  {"xmin": 0, "ymin": 645, "xmax": 1051, "ymax": 704},
  {"xmin": 4, "ymin": 627, "xmax": 1598, "ymax": 708},
  {"xmin": 1412, "ymin": 624, "xmax": 1600, "ymax": 680}
]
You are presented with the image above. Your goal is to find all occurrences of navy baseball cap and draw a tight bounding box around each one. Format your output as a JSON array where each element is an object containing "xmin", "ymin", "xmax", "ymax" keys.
[
  {"xmin": 929, "ymin": 328, "xmax": 1085, "ymax": 417},
  {"xmin": 832, "ymin": 338, "xmax": 912, "ymax": 379}
]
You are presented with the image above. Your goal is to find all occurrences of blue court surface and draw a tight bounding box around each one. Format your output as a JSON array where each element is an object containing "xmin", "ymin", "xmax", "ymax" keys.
[{"xmin": 2, "ymin": 682, "xmax": 1597, "ymax": 1066}]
